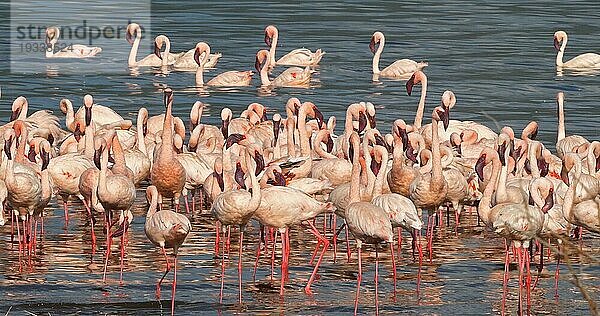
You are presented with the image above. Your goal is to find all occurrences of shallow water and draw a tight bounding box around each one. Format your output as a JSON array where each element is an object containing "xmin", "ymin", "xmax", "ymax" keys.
[{"xmin": 1, "ymin": 1, "xmax": 600, "ymax": 315}]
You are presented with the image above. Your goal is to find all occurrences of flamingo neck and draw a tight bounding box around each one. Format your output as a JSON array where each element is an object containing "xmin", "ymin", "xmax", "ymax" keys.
[
  {"xmin": 161, "ymin": 38, "xmax": 172, "ymax": 66},
  {"xmin": 98, "ymin": 145, "xmax": 110, "ymax": 195},
  {"xmin": 286, "ymin": 119, "xmax": 296, "ymax": 157},
  {"xmin": 372, "ymin": 151, "xmax": 388, "ymax": 198},
  {"xmin": 65, "ymin": 102, "xmax": 76, "ymax": 131},
  {"xmin": 557, "ymin": 98, "xmax": 566, "ymax": 141},
  {"xmin": 15, "ymin": 128, "xmax": 28, "ymax": 164},
  {"xmin": 195, "ymin": 49, "xmax": 209, "ymax": 86},
  {"xmin": 260, "ymin": 59, "xmax": 271, "ymax": 86},
  {"xmin": 562, "ymin": 161, "xmax": 579, "ymax": 220},
  {"xmin": 146, "ymin": 192, "xmax": 159, "ymax": 219},
  {"xmin": 528, "ymin": 143, "xmax": 541, "ymax": 178},
  {"xmin": 112, "ymin": 135, "xmax": 127, "ymax": 167},
  {"xmin": 391, "ymin": 135, "xmax": 405, "ymax": 171},
  {"xmin": 556, "ymin": 38, "xmax": 567, "ymax": 67},
  {"xmin": 349, "ymin": 139, "xmax": 361, "ymax": 204},
  {"xmin": 269, "ymin": 33, "xmax": 279, "ymax": 66},
  {"xmin": 136, "ymin": 113, "xmax": 148, "ymax": 155},
  {"xmin": 160, "ymin": 101, "xmax": 175, "ymax": 158},
  {"xmin": 246, "ymin": 154, "xmax": 262, "ymax": 213},
  {"xmin": 313, "ymin": 134, "xmax": 336, "ymax": 159},
  {"xmin": 363, "ymin": 138, "xmax": 376, "ymax": 197},
  {"xmin": 414, "ymin": 78, "xmax": 428, "ymax": 129},
  {"xmin": 495, "ymin": 158, "xmax": 509, "ymax": 203},
  {"xmin": 40, "ymin": 169, "xmax": 51, "ymax": 205},
  {"xmin": 480, "ymin": 157, "xmax": 501, "ymax": 221},
  {"xmin": 84, "ymin": 122, "xmax": 95, "ymax": 159},
  {"xmin": 297, "ymin": 107, "xmax": 311, "ymax": 156},
  {"xmin": 128, "ymin": 31, "xmax": 142, "ymax": 67},
  {"xmin": 372, "ymin": 37, "xmax": 384, "ymax": 74},
  {"xmin": 431, "ymin": 118, "xmax": 442, "ymax": 182},
  {"xmin": 17, "ymin": 100, "xmax": 29, "ymax": 120},
  {"xmin": 46, "ymin": 42, "xmax": 55, "ymax": 58}
]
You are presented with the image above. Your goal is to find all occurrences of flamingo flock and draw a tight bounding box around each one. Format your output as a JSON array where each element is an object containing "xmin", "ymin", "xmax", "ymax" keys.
[{"xmin": 1, "ymin": 25, "xmax": 598, "ymax": 316}]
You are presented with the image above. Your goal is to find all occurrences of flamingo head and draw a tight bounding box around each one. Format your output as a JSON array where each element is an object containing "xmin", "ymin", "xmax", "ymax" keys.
[
  {"xmin": 441, "ymin": 90, "xmax": 456, "ymax": 110},
  {"xmin": 522, "ymin": 121, "xmax": 538, "ymax": 140},
  {"xmin": 163, "ymin": 88, "xmax": 173, "ymax": 108},
  {"xmin": 93, "ymin": 141, "xmax": 103, "ymax": 170},
  {"xmin": 369, "ymin": 31, "xmax": 384, "ymax": 54},
  {"xmin": 475, "ymin": 153, "xmax": 487, "ymax": 181},
  {"xmin": 225, "ymin": 133, "xmax": 246, "ymax": 149},
  {"xmin": 357, "ymin": 111, "xmax": 367, "ymax": 133},
  {"xmin": 194, "ymin": 42, "xmax": 210, "ymax": 66},
  {"xmin": 264, "ymin": 25, "xmax": 278, "ymax": 46},
  {"xmin": 433, "ymin": 106, "xmax": 449, "ymax": 130},
  {"xmin": 73, "ymin": 123, "xmax": 84, "ymax": 142},
  {"xmin": 365, "ymin": 102, "xmax": 376, "ymax": 128},
  {"xmin": 553, "ymin": 31, "xmax": 567, "ymax": 51},
  {"xmin": 126, "ymin": 23, "xmax": 140, "ymax": 45},
  {"xmin": 10, "ymin": 96, "xmax": 27, "ymax": 122},
  {"xmin": 325, "ymin": 132, "xmax": 334, "ymax": 153},
  {"xmin": 252, "ymin": 149, "xmax": 265, "ymax": 175},
  {"xmin": 59, "ymin": 98, "xmax": 71, "ymax": 115},
  {"xmin": 40, "ymin": 142, "xmax": 50, "ymax": 171},
  {"xmin": 27, "ymin": 145, "xmax": 37, "ymax": 163},
  {"xmin": 3, "ymin": 131, "xmax": 14, "ymax": 160},
  {"xmin": 45, "ymin": 26, "xmax": 59, "ymax": 46},
  {"xmin": 255, "ymin": 50, "xmax": 269, "ymax": 72},
  {"xmin": 541, "ymin": 187, "xmax": 554, "ymax": 213},
  {"xmin": 497, "ymin": 142, "xmax": 507, "ymax": 166},
  {"xmin": 271, "ymin": 168, "xmax": 287, "ymax": 186},
  {"xmin": 234, "ymin": 161, "xmax": 246, "ymax": 189},
  {"xmin": 406, "ymin": 71, "xmax": 426, "ymax": 96},
  {"xmin": 154, "ymin": 35, "xmax": 168, "ymax": 60}
]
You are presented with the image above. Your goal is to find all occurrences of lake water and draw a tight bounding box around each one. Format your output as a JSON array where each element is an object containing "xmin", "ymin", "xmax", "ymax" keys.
[{"xmin": 0, "ymin": 1, "xmax": 599, "ymax": 315}]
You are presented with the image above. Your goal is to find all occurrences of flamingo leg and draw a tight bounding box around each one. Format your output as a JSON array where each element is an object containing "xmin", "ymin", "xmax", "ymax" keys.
[
  {"xmin": 332, "ymin": 214, "xmax": 338, "ymax": 262},
  {"xmin": 389, "ymin": 240, "xmax": 397, "ymax": 295},
  {"xmin": 238, "ymin": 228, "xmax": 244, "ymax": 304},
  {"xmin": 279, "ymin": 230, "xmax": 287, "ymax": 296},
  {"xmin": 119, "ymin": 220, "xmax": 128, "ymax": 285},
  {"xmin": 517, "ymin": 247, "xmax": 524, "ymax": 316},
  {"xmin": 354, "ymin": 245, "xmax": 362, "ymax": 316},
  {"xmin": 397, "ymin": 227, "xmax": 402, "ymax": 261},
  {"xmin": 502, "ymin": 241, "xmax": 510, "ymax": 316},
  {"xmin": 554, "ymin": 244, "xmax": 560, "ymax": 298},
  {"xmin": 416, "ymin": 229, "xmax": 422, "ymax": 295},
  {"xmin": 253, "ymin": 228, "xmax": 262, "ymax": 283},
  {"xmin": 85, "ymin": 200, "xmax": 97, "ymax": 254},
  {"xmin": 226, "ymin": 226, "xmax": 231, "ymax": 258},
  {"xmin": 102, "ymin": 233, "xmax": 112, "ymax": 283},
  {"xmin": 156, "ymin": 247, "xmax": 171, "ymax": 299},
  {"xmin": 63, "ymin": 200, "xmax": 69, "ymax": 224},
  {"xmin": 214, "ymin": 221, "xmax": 220, "ymax": 258},
  {"xmin": 171, "ymin": 255, "xmax": 177, "ymax": 316},
  {"xmin": 219, "ymin": 226, "xmax": 226, "ymax": 304},
  {"xmin": 345, "ymin": 222, "xmax": 351, "ymax": 262},
  {"xmin": 375, "ymin": 246, "xmax": 380, "ymax": 316},
  {"xmin": 184, "ymin": 195, "xmax": 190, "ymax": 214},
  {"xmin": 526, "ymin": 247, "xmax": 531, "ymax": 314},
  {"xmin": 304, "ymin": 220, "xmax": 330, "ymax": 295},
  {"xmin": 10, "ymin": 210, "xmax": 15, "ymax": 248}
]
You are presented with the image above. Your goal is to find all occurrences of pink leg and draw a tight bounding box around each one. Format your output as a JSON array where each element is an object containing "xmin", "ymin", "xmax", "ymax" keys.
[
  {"xmin": 219, "ymin": 227, "xmax": 226, "ymax": 304},
  {"xmin": 354, "ymin": 245, "xmax": 362, "ymax": 315},
  {"xmin": 526, "ymin": 248, "xmax": 531, "ymax": 314},
  {"xmin": 102, "ymin": 234, "xmax": 112, "ymax": 283},
  {"xmin": 279, "ymin": 230, "xmax": 287, "ymax": 296},
  {"xmin": 184, "ymin": 195, "xmax": 190, "ymax": 214},
  {"xmin": 271, "ymin": 230, "xmax": 277, "ymax": 282},
  {"xmin": 10, "ymin": 211, "xmax": 15, "ymax": 248},
  {"xmin": 226, "ymin": 226, "xmax": 231, "ymax": 258},
  {"xmin": 375, "ymin": 246, "xmax": 380, "ymax": 316},
  {"xmin": 345, "ymin": 223, "xmax": 352, "ymax": 262},
  {"xmin": 554, "ymin": 244, "xmax": 560, "ymax": 298},
  {"xmin": 304, "ymin": 220, "xmax": 330, "ymax": 295},
  {"xmin": 171, "ymin": 255, "xmax": 177, "ymax": 316},
  {"xmin": 416, "ymin": 230, "xmax": 422, "ymax": 295},
  {"xmin": 454, "ymin": 209, "xmax": 460, "ymax": 236},
  {"xmin": 156, "ymin": 247, "xmax": 171, "ymax": 299},
  {"xmin": 309, "ymin": 238, "xmax": 322, "ymax": 266},
  {"xmin": 63, "ymin": 200, "xmax": 69, "ymax": 224},
  {"xmin": 517, "ymin": 247, "xmax": 524, "ymax": 316},
  {"xmin": 119, "ymin": 223, "xmax": 126, "ymax": 285},
  {"xmin": 253, "ymin": 230, "xmax": 262, "ymax": 283},
  {"xmin": 332, "ymin": 214, "xmax": 338, "ymax": 263},
  {"xmin": 238, "ymin": 229, "xmax": 244, "ymax": 304},
  {"xmin": 502, "ymin": 242, "xmax": 510, "ymax": 316},
  {"xmin": 397, "ymin": 227, "xmax": 402, "ymax": 262},
  {"xmin": 191, "ymin": 191, "xmax": 196, "ymax": 213},
  {"xmin": 389, "ymin": 242, "xmax": 397, "ymax": 295},
  {"xmin": 214, "ymin": 221, "xmax": 220, "ymax": 258}
]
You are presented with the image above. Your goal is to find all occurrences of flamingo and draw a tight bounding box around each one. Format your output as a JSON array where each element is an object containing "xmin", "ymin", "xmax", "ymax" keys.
[
  {"xmin": 554, "ymin": 30, "xmax": 600, "ymax": 69},
  {"xmin": 151, "ymin": 88, "xmax": 186, "ymax": 211},
  {"xmin": 310, "ymin": 129, "xmax": 352, "ymax": 186},
  {"xmin": 9, "ymin": 96, "xmax": 67, "ymax": 144},
  {"xmin": 264, "ymin": 25, "xmax": 325, "ymax": 67},
  {"xmin": 94, "ymin": 137, "xmax": 136, "ymax": 283},
  {"xmin": 194, "ymin": 42, "xmax": 253, "ymax": 87},
  {"xmin": 561, "ymin": 153, "xmax": 600, "ymax": 234},
  {"xmin": 343, "ymin": 132, "xmax": 394, "ymax": 315},
  {"xmin": 211, "ymin": 147, "xmax": 261, "ymax": 303},
  {"xmin": 123, "ymin": 108, "xmax": 151, "ymax": 185},
  {"xmin": 387, "ymin": 119, "xmax": 419, "ymax": 197},
  {"xmin": 144, "ymin": 185, "xmax": 191, "ymax": 316},
  {"xmin": 172, "ymin": 134, "xmax": 213, "ymax": 212},
  {"xmin": 255, "ymin": 50, "xmax": 313, "ymax": 88},
  {"xmin": 370, "ymin": 31, "xmax": 427, "ymax": 81},
  {"xmin": 45, "ymin": 26, "xmax": 101, "ymax": 58}
]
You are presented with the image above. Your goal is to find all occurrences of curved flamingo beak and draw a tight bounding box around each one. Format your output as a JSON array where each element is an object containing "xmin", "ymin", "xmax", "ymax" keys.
[
  {"xmin": 73, "ymin": 123, "xmax": 83, "ymax": 142},
  {"xmin": 215, "ymin": 171, "xmax": 225, "ymax": 191},
  {"xmin": 41, "ymin": 147, "xmax": 50, "ymax": 171},
  {"xmin": 437, "ymin": 108, "xmax": 449, "ymax": 130},
  {"xmin": 596, "ymin": 155, "xmax": 600, "ymax": 172},
  {"xmin": 357, "ymin": 112, "xmax": 367, "ymax": 133},
  {"xmin": 154, "ymin": 41, "xmax": 162, "ymax": 60},
  {"xmin": 253, "ymin": 150, "xmax": 265, "ymax": 176},
  {"xmin": 369, "ymin": 37, "xmax": 377, "ymax": 54},
  {"xmin": 553, "ymin": 37, "xmax": 561, "ymax": 51},
  {"xmin": 528, "ymin": 126, "xmax": 538, "ymax": 140},
  {"xmin": 370, "ymin": 157, "xmax": 382, "ymax": 176},
  {"xmin": 561, "ymin": 164, "xmax": 570, "ymax": 185},
  {"xmin": 27, "ymin": 146, "xmax": 36, "ymax": 163},
  {"xmin": 235, "ymin": 162, "xmax": 246, "ymax": 190},
  {"xmin": 348, "ymin": 141, "xmax": 354, "ymax": 163},
  {"xmin": 264, "ymin": 32, "xmax": 272, "ymax": 47},
  {"xmin": 273, "ymin": 170, "xmax": 286, "ymax": 186},
  {"xmin": 475, "ymin": 154, "xmax": 486, "ymax": 181},
  {"xmin": 47, "ymin": 133, "xmax": 54, "ymax": 146},
  {"xmin": 405, "ymin": 142, "xmax": 418, "ymax": 164},
  {"xmin": 163, "ymin": 89, "xmax": 173, "ymax": 108},
  {"xmin": 126, "ymin": 30, "xmax": 135, "ymax": 45},
  {"xmin": 93, "ymin": 146, "xmax": 102, "ymax": 169},
  {"xmin": 273, "ymin": 121, "xmax": 280, "ymax": 145},
  {"xmin": 221, "ymin": 118, "xmax": 230, "ymax": 139},
  {"xmin": 497, "ymin": 143, "xmax": 507, "ymax": 165},
  {"xmin": 3, "ymin": 136, "xmax": 12, "ymax": 160},
  {"xmin": 194, "ymin": 47, "xmax": 203, "ymax": 66},
  {"xmin": 10, "ymin": 109, "xmax": 20, "ymax": 122},
  {"xmin": 367, "ymin": 113, "xmax": 376, "ymax": 129},
  {"xmin": 85, "ymin": 105, "xmax": 92, "ymax": 126},
  {"xmin": 326, "ymin": 134, "xmax": 334, "ymax": 153},
  {"xmin": 254, "ymin": 56, "xmax": 263, "ymax": 73},
  {"xmin": 542, "ymin": 188, "xmax": 554, "ymax": 213},
  {"xmin": 406, "ymin": 74, "xmax": 416, "ymax": 96},
  {"xmin": 538, "ymin": 158, "xmax": 549, "ymax": 177},
  {"xmin": 225, "ymin": 133, "xmax": 245, "ymax": 149},
  {"xmin": 313, "ymin": 107, "xmax": 325, "ymax": 129}
]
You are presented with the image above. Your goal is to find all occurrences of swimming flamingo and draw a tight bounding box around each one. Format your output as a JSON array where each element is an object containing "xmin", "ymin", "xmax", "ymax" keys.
[
  {"xmin": 144, "ymin": 185, "xmax": 191, "ymax": 316},
  {"xmin": 194, "ymin": 42, "xmax": 253, "ymax": 87},
  {"xmin": 45, "ymin": 26, "xmax": 101, "ymax": 58},
  {"xmin": 264, "ymin": 25, "xmax": 325, "ymax": 67},
  {"xmin": 370, "ymin": 31, "xmax": 427, "ymax": 81},
  {"xmin": 151, "ymin": 88, "xmax": 186, "ymax": 211},
  {"xmin": 255, "ymin": 50, "xmax": 313, "ymax": 88},
  {"xmin": 211, "ymin": 147, "xmax": 261, "ymax": 303},
  {"xmin": 554, "ymin": 30, "xmax": 600, "ymax": 69}
]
